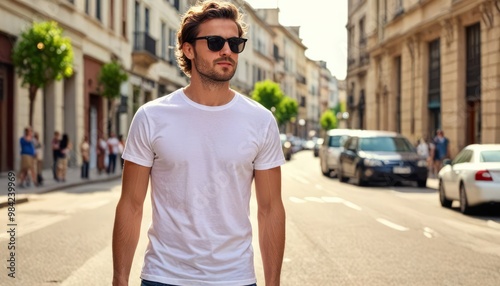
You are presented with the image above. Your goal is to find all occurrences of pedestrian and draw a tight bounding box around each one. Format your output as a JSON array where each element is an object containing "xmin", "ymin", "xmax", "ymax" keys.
[
  {"xmin": 51, "ymin": 131, "xmax": 61, "ymax": 180},
  {"xmin": 80, "ymin": 135, "xmax": 90, "ymax": 179},
  {"xmin": 18, "ymin": 127, "xmax": 38, "ymax": 187},
  {"xmin": 118, "ymin": 134, "xmax": 125, "ymax": 169},
  {"xmin": 33, "ymin": 131, "xmax": 44, "ymax": 185},
  {"xmin": 97, "ymin": 136, "xmax": 107, "ymax": 174},
  {"xmin": 56, "ymin": 133, "xmax": 72, "ymax": 182},
  {"xmin": 433, "ymin": 129, "xmax": 450, "ymax": 176},
  {"xmin": 417, "ymin": 137, "xmax": 433, "ymax": 178},
  {"xmin": 112, "ymin": 1, "xmax": 286, "ymax": 286},
  {"xmin": 106, "ymin": 132, "xmax": 120, "ymax": 174}
]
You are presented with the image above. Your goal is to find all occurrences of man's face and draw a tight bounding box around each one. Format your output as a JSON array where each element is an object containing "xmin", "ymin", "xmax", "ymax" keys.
[{"xmin": 189, "ymin": 19, "xmax": 240, "ymax": 82}]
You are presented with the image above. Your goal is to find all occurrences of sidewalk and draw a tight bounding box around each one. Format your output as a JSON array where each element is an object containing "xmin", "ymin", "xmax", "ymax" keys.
[{"xmin": 0, "ymin": 167, "xmax": 122, "ymax": 208}]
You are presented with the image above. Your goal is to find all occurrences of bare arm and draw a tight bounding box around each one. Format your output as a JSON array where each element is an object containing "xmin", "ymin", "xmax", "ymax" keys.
[
  {"xmin": 112, "ymin": 160, "xmax": 151, "ymax": 286},
  {"xmin": 254, "ymin": 166, "xmax": 286, "ymax": 286}
]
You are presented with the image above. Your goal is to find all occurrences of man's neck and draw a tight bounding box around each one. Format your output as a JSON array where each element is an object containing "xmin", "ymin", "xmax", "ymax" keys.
[{"xmin": 183, "ymin": 81, "xmax": 234, "ymax": 106}]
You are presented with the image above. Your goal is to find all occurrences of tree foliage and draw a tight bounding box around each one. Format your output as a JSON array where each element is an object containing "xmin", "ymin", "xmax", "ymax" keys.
[
  {"xmin": 275, "ymin": 97, "xmax": 298, "ymax": 126},
  {"xmin": 98, "ymin": 60, "xmax": 128, "ymax": 99},
  {"xmin": 251, "ymin": 80, "xmax": 298, "ymax": 127},
  {"xmin": 12, "ymin": 20, "xmax": 74, "ymax": 125},
  {"xmin": 320, "ymin": 109, "xmax": 337, "ymax": 130},
  {"xmin": 251, "ymin": 80, "xmax": 283, "ymax": 110}
]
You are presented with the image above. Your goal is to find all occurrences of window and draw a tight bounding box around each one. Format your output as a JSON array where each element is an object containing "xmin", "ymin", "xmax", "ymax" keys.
[
  {"xmin": 394, "ymin": 56, "xmax": 402, "ymax": 133},
  {"xmin": 96, "ymin": 0, "xmax": 101, "ymax": 21},
  {"xmin": 145, "ymin": 7, "xmax": 150, "ymax": 33},
  {"xmin": 122, "ymin": 0, "xmax": 127, "ymax": 38},
  {"xmin": 85, "ymin": 0, "xmax": 90, "ymax": 15},
  {"xmin": 359, "ymin": 17, "xmax": 366, "ymax": 45},
  {"xmin": 161, "ymin": 22, "xmax": 166, "ymax": 59},
  {"xmin": 480, "ymin": 150, "xmax": 500, "ymax": 162},
  {"xmin": 428, "ymin": 39, "xmax": 441, "ymax": 134},
  {"xmin": 109, "ymin": 0, "xmax": 115, "ymax": 30},
  {"xmin": 169, "ymin": 29, "xmax": 176, "ymax": 64},
  {"xmin": 466, "ymin": 23, "xmax": 481, "ymax": 101},
  {"xmin": 134, "ymin": 1, "xmax": 140, "ymax": 32}
]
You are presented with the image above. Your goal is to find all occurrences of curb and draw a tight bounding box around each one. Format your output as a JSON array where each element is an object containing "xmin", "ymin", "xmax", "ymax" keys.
[{"xmin": 0, "ymin": 174, "xmax": 121, "ymax": 209}]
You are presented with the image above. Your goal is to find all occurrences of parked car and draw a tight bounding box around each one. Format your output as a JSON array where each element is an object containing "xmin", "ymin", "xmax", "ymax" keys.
[
  {"xmin": 280, "ymin": 134, "xmax": 293, "ymax": 161},
  {"xmin": 337, "ymin": 130, "xmax": 428, "ymax": 187},
  {"xmin": 313, "ymin": 138, "xmax": 323, "ymax": 157},
  {"xmin": 438, "ymin": 144, "xmax": 500, "ymax": 214},
  {"xmin": 319, "ymin": 129, "xmax": 360, "ymax": 177}
]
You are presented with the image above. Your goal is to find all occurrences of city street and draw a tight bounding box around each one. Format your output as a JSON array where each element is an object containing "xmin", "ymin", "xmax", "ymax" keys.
[{"xmin": 1, "ymin": 150, "xmax": 500, "ymax": 285}]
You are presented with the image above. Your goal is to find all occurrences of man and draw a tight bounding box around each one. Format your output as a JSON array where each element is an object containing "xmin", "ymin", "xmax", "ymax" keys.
[
  {"xmin": 112, "ymin": 1, "xmax": 286, "ymax": 286},
  {"xmin": 51, "ymin": 131, "xmax": 61, "ymax": 180},
  {"xmin": 433, "ymin": 129, "xmax": 450, "ymax": 175},
  {"xmin": 107, "ymin": 132, "xmax": 120, "ymax": 174}
]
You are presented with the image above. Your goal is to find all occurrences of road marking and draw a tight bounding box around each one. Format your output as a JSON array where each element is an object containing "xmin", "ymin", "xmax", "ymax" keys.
[
  {"xmin": 321, "ymin": 196, "xmax": 344, "ymax": 203},
  {"xmin": 293, "ymin": 176, "xmax": 310, "ymax": 184},
  {"xmin": 423, "ymin": 227, "xmax": 436, "ymax": 238},
  {"xmin": 305, "ymin": 197, "xmax": 325, "ymax": 203},
  {"xmin": 342, "ymin": 201, "xmax": 362, "ymax": 211},
  {"xmin": 376, "ymin": 218, "xmax": 409, "ymax": 231},
  {"xmin": 289, "ymin": 197, "xmax": 307, "ymax": 203}
]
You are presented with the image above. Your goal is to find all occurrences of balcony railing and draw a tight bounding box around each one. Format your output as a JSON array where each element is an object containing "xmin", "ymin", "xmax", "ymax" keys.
[{"xmin": 132, "ymin": 31, "xmax": 158, "ymax": 67}]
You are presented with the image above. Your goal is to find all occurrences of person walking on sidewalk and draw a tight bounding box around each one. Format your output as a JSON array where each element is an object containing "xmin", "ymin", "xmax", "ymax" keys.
[
  {"xmin": 107, "ymin": 132, "xmax": 120, "ymax": 174},
  {"xmin": 33, "ymin": 131, "xmax": 44, "ymax": 185},
  {"xmin": 18, "ymin": 127, "xmax": 38, "ymax": 188},
  {"xmin": 112, "ymin": 2, "xmax": 286, "ymax": 286},
  {"xmin": 56, "ymin": 133, "xmax": 72, "ymax": 182},
  {"xmin": 80, "ymin": 135, "xmax": 90, "ymax": 179},
  {"xmin": 51, "ymin": 131, "xmax": 61, "ymax": 181}
]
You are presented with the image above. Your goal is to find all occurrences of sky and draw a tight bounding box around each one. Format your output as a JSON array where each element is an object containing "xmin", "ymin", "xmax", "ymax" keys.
[{"xmin": 244, "ymin": 0, "xmax": 348, "ymax": 80}]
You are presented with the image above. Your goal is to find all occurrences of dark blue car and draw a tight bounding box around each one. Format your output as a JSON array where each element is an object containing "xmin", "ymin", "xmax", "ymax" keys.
[{"xmin": 338, "ymin": 130, "xmax": 428, "ymax": 188}]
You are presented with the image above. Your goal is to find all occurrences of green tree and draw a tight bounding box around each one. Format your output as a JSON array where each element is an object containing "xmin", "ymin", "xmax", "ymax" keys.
[
  {"xmin": 12, "ymin": 21, "xmax": 74, "ymax": 126},
  {"xmin": 251, "ymin": 80, "xmax": 283, "ymax": 110},
  {"xmin": 275, "ymin": 97, "xmax": 298, "ymax": 126},
  {"xmin": 320, "ymin": 109, "xmax": 337, "ymax": 130},
  {"xmin": 98, "ymin": 60, "xmax": 128, "ymax": 135},
  {"xmin": 251, "ymin": 80, "xmax": 298, "ymax": 129}
]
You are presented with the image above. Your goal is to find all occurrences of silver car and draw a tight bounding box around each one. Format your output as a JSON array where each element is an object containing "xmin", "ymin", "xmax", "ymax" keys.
[{"xmin": 319, "ymin": 129, "xmax": 360, "ymax": 178}]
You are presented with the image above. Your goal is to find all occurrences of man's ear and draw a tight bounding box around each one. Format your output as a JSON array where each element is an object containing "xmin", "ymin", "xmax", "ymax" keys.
[{"xmin": 182, "ymin": 42, "xmax": 194, "ymax": 60}]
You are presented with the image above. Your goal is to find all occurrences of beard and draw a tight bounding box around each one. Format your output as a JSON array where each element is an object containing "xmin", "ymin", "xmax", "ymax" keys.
[{"xmin": 192, "ymin": 51, "xmax": 237, "ymax": 83}]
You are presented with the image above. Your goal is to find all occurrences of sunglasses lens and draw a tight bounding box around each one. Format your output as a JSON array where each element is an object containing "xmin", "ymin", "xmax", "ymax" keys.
[
  {"xmin": 228, "ymin": 38, "xmax": 246, "ymax": 53},
  {"xmin": 207, "ymin": 37, "xmax": 225, "ymax": 52}
]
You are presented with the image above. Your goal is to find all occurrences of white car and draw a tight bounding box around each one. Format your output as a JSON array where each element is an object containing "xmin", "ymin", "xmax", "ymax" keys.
[{"xmin": 438, "ymin": 144, "xmax": 500, "ymax": 214}]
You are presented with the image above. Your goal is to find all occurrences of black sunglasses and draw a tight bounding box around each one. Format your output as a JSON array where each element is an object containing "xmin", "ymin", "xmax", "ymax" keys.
[{"xmin": 191, "ymin": 36, "xmax": 247, "ymax": 54}]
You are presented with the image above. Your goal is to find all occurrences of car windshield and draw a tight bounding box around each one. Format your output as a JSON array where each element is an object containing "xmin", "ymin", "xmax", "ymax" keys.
[
  {"xmin": 479, "ymin": 150, "xmax": 500, "ymax": 162},
  {"xmin": 328, "ymin": 135, "xmax": 347, "ymax": 148},
  {"xmin": 359, "ymin": 137, "xmax": 414, "ymax": 152}
]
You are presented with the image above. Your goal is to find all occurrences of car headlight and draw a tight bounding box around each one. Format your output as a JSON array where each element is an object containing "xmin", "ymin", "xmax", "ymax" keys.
[
  {"xmin": 364, "ymin": 158, "xmax": 383, "ymax": 166},
  {"xmin": 417, "ymin": 160, "xmax": 427, "ymax": 167}
]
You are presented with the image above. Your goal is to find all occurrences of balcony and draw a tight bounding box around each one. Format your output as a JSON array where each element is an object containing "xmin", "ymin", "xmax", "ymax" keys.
[{"xmin": 132, "ymin": 31, "xmax": 158, "ymax": 68}]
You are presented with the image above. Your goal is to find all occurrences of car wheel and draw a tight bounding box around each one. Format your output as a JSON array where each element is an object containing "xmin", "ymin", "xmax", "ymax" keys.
[
  {"xmin": 439, "ymin": 180, "xmax": 452, "ymax": 208},
  {"xmin": 417, "ymin": 179, "xmax": 427, "ymax": 188},
  {"xmin": 338, "ymin": 165, "xmax": 349, "ymax": 183},
  {"xmin": 356, "ymin": 168, "xmax": 367, "ymax": 186},
  {"xmin": 459, "ymin": 183, "xmax": 473, "ymax": 215},
  {"xmin": 321, "ymin": 160, "xmax": 330, "ymax": 176}
]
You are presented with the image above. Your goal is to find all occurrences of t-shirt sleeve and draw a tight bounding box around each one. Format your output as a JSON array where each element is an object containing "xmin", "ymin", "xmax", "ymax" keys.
[
  {"xmin": 253, "ymin": 116, "xmax": 286, "ymax": 170},
  {"xmin": 122, "ymin": 107, "xmax": 155, "ymax": 167}
]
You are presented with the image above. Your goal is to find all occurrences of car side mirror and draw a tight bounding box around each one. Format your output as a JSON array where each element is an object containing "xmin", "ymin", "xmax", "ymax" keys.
[{"xmin": 443, "ymin": 159, "xmax": 452, "ymax": 166}]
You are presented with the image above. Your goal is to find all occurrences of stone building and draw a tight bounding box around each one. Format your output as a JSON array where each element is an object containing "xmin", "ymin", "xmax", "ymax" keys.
[
  {"xmin": 0, "ymin": 0, "xmax": 338, "ymax": 173},
  {"xmin": 347, "ymin": 0, "xmax": 500, "ymax": 157}
]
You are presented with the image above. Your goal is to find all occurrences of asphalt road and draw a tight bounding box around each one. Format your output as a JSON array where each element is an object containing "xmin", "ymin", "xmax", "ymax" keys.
[{"xmin": 0, "ymin": 150, "xmax": 499, "ymax": 285}]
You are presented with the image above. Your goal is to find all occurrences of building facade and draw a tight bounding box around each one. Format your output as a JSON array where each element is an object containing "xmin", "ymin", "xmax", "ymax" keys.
[
  {"xmin": 1, "ymin": 0, "xmax": 339, "ymax": 173},
  {"xmin": 347, "ymin": 0, "xmax": 500, "ymax": 157}
]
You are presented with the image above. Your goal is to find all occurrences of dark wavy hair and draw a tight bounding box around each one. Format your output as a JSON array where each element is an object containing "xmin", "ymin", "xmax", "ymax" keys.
[{"xmin": 176, "ymin": 0, "xmax": 247, "ymax": 77}]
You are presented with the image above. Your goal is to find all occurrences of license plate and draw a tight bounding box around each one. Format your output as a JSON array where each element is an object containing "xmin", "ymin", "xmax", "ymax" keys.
[{"xmin": 393, "ymin": 166, "xmax": 411, "ymax": 174}]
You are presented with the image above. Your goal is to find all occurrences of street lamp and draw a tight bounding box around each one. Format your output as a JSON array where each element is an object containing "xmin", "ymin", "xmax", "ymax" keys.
[
  {"xmin": 298, "ymin": 118, "xmax": 305, "ymax": 139},
  {"xmin": 336, "ymin": 112, "xmax": 350, "ymax": 129}
]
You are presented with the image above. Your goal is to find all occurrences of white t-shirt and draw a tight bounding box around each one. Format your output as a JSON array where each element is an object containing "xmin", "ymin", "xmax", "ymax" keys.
[{"xmin": 122, "ymin": 89, "xmax": 285, "ymax": 285}]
